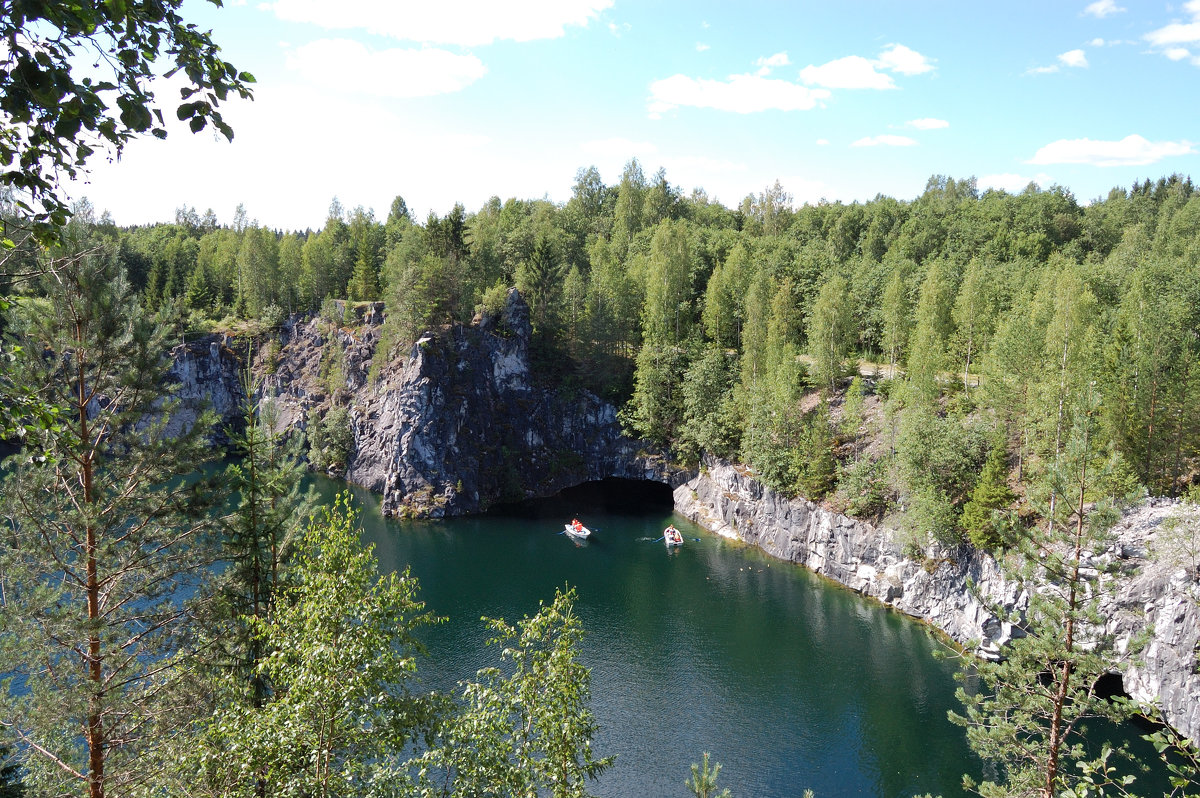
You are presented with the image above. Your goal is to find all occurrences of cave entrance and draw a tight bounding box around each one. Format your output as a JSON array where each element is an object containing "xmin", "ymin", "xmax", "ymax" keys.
[{"xmin": 494, "ymin": 478, "xmax": 674, "ymax": 520}]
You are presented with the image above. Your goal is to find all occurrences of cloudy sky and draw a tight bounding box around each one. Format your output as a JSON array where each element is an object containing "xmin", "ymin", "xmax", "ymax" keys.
[{"xmin": 74, "ymin": 0, "xmax": 1200, "ymax": 230}]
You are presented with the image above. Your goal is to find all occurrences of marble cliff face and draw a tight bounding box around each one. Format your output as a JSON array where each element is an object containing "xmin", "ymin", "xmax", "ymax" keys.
[{"xmin": 167, "ymin": 294, "xmax": 1200, "ymax": 743}]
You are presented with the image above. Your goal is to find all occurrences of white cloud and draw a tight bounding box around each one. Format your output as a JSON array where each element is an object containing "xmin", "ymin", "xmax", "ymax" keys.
[
  {"xmin": 1058, "ymin": 48, "xmax": 1089, "ymax": 67},
  {"xmin": 800, "ymin": 55, "xmax": 895, "ymax": 89},
  {"xmin": 284, "ymin": 39, "xmax": 486, "ymax": 97},
  {"xmin": 800, "ymin": 43, "xmax": 934, "ymax": 90},
  {"xmin": 1146, "ymin": 1, "xmax": 1200, "ymax": 50},
  {"xmin": 1027, "ymin": 134, "xmax": 1194, "ymax": 166},
  {"xmin": 1147, "ymin": 22, "xmax": 1200, "ymax": 46},
  {"xmin": 1083, "ymin": 0, "xmax": 1125, "ymax": 18},
  {"xmin": 907, "ymin": 117, "xmax": 949, "ymax": 130},
  {"xmin": 815, "ymin": 138, "xmax": 829, "ymax": 146},
  {"xmin": 1165, "ymin": 47, "xmax": 1192, "ymax": 60},
  {"xmin": 696, "ymin": 42, "xmax": 710, "ymax": 52},
  {"xmin": 1089, "ymin": 37, "xmax": 1106, "ymax": 47},
  {"xmin": 1027, "ymin": 49, "xmax": 1088, "ymax": 75},
  {"xmin": 755, "ymin": 51, "xmax": 791, "ymax": 75},
  {"xmin": 71, "ymin": 81, "xmax": 502, "ymax": 229},
  {"xmin": 852, "ymin": 134, "xmax": 918, "ymax": 147},
  {"xmin": 647, "ymin": 73, "xmax": 830, "ymax": 116},
  {"xmin": 876, "ymin": 43, "xmax": 936, "ymax": 75},
  {"xmin": 266, "ymin": 0, "xmax": 613, "ymax": 46}
]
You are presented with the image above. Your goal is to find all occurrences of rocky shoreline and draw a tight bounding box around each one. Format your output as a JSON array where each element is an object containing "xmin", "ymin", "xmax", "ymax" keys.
[
  {"xmin": 674, "ymin": 458, "xmax": 1200, "ymax": 743},
  {"xmin": 164, "ymin": 295, "xmax": 1200, "ymax": 744}
]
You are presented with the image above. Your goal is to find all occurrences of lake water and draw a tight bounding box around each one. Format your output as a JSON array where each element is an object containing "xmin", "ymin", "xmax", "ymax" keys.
[{"xmin": 313, "ymin": 475, "xmax": 988, "ymax": 797}]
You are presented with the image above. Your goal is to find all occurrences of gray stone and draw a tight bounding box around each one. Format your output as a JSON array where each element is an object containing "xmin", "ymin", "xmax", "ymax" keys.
[{"xmin": 674, "ymin": 458, "xmax": 1200, "ymax": 743}]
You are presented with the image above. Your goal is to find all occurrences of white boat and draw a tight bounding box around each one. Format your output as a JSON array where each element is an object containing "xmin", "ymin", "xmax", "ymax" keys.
[
  {"xmin": 565, "ymin": 521, "xmax": 592, "ymax": 540},
  {"xmin": 664, "ymin": 526, "xmax": 684, "ymax": 547}
]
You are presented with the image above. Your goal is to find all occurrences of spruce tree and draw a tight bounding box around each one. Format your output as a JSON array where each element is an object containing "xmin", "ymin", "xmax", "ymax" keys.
[{"xmin": 959, "ymin": 433, "xmax": 1017, "ymax": 550}]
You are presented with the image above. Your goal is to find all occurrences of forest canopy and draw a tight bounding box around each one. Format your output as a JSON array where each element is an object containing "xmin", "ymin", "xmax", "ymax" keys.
[{"xmin": 57, "ymin": 168, "xmax": 1200, "ymax": 552}]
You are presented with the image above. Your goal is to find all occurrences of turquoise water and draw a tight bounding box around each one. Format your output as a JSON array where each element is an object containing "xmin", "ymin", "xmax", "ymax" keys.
[{"xmin": 314, "ymin": 476, "xmax": 986, "ymax": 797}]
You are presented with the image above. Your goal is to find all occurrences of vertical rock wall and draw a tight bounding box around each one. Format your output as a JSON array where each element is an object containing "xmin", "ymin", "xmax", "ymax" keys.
[{"xmin": 674, "ymin": 458, "xmax": 1200, "ymax": 743}]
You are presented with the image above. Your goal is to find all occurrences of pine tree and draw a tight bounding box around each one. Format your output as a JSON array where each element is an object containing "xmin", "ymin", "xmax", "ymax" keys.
[
  {"xmin": 0, "ymin": 744, "xmax": 22, "ymax": 798},
  {"xmin": 213, "ymin": 371, "xmax": 314, "ymax": 702},
  {"xmin": 0, "ymin": 228, "xmax": 218, "ymax": 798},
  {"xmin": 951, "ymin": 389, "xmax": 1141, "ymax": 798}
]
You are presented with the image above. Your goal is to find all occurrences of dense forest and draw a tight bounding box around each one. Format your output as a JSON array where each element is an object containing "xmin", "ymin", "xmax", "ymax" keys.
[
  {"xmin": 42, "ymin": 168, "xmax": 1200, "ymax": 552},
  {"xmin": 5, "ymin": 164, "xmax": 1200, "ymax": 798}
]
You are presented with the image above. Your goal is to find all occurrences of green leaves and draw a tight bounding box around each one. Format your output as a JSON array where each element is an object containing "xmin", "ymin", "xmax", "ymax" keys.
[
  {"xmin": 415, "ymin": 587, "xmax": 613, "ymax": 798},
  {"xmin": 1, "ymin": 0, "xmax": 255, "ymax": 238}
]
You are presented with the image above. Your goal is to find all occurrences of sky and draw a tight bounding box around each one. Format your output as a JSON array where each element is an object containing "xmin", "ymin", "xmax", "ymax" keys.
[{"xmin": 71, "ymin": 0, "xmax": 1200, "ymax": 231}]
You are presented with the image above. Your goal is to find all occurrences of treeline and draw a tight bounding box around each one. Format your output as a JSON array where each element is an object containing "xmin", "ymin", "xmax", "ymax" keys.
[{"xmin": 100, "ymin": 168, "xmax": 1200, "ymax": 550}]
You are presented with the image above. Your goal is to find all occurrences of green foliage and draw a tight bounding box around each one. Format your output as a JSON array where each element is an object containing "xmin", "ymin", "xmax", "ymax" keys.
[
  {"xmin": 680, "ymin": 346, "xmax": 742, "ymax": 459},
  {"xmin": 895, "ymin": 393, "xmax": 988, "ymax": 545},
  {"xmin": 951, "ymin": 389, "xmax": 1141, "ymax": 798},
  {"xmin": 1145, "ymin": 724, "xmax": 1200, "ymax": 798},
  {"xmin": 0, "ymin": 0, "xmax": 254, "ymax": 238},
  {"xmin": 834, "ymin": 456, "xmax": 892, "ymax": 519},
  {"xmin": 794, "ymin": 401, "xmax": 837, "ymax": 499},
  {"xmin": 686, "ymin": 753, "xmax": 732, "ymax": 798},
  {"xmin": 308, "ymin": 405, "xmax": 353, "ymax": 473},
  {"xmin": 1153, "ymin": 501, "xmax": 1200, "ymax": 580},
  {"xmin": 192, "ymin": 495, "xmax": 440, "ymax": 798},
  {"xmin": 840, "ymin": 376, "xmax": 866, "ymax": 438},
  {"xmin": 213, "ymin": 372, "xmax": 315, "ymax": 701},
  {"xmin": 414, "ymin": 587, "xmax": 613, "ymax": 798},
  {"xmin": 0, "ymin": 744, "xmax": 23, "ymax": 798},
  {"xmin": 960, "ymin": 433, "xmax": 1018, "ymax": 550},
  {"xmin": 807, "ymin": 273, "xmax": 854, "ymax": 391},
  {"xmin": 624, "ymin": 343, "xmax": 688, "ymax": 445},
  {"xmin": 0, "ymin": 229, "xmax": 219, "ymax": 798}
]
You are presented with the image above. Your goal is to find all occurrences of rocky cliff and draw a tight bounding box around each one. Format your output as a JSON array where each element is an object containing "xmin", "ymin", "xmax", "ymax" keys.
[
  {"xmin": 250, "ymin": 291, "xmax": 683, "ymax": 517},
  {"xmin": 163, "ymin": 299, "xmax": 1199, "ymax": 743},
  {"xmin": 163, "ymin": 334, "xmax": 247, "ymax": 443},
  {"xmin": 674, "ymin": 458, "xmax": 1200, "ymax": 742}
]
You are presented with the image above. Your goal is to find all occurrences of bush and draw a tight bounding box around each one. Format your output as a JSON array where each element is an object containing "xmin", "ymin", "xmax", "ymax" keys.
[
  {"xmin": 307, "ymin": 406, "xmax": 353, "ymax": 473},
  {"xmin": 834, "ymin": 457, "xmax": 893, "ymax": 519}
]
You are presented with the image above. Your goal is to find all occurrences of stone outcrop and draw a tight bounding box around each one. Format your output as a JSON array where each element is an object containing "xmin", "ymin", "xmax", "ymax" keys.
[
  {"xmin": 674, "ymin": 458, "xmax": 1200, "ymax": 743},
  {"xmin": 255, "ymin": 290, "xmax": 684, "ymax": 517},
  {"xmin": 163, "ymin": 334, "xmax": 246, "ymax": 443}
]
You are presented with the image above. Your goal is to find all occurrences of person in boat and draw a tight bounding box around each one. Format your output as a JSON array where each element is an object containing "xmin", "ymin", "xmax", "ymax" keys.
[{"xmin": 571, "ymin": 518, "xmax": 583, "ymax": 532}]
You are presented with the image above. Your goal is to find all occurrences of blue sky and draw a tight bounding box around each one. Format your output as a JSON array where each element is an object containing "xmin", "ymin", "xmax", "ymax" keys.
[{"xmin": 75, "ymin": 0, "xmax": 1200, "ymax": 230}]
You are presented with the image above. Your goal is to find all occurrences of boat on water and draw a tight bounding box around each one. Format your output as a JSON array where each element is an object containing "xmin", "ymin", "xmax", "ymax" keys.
[
  {"xmin": 663, "ymin": 525, "xmax": 684, "ymax": 547},
  {"xmin": 565, "ymin": 519, "xmax": 592, "ymax": 540}
]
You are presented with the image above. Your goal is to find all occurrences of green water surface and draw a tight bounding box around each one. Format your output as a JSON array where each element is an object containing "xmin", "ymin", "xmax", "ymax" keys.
[{"xmin": 313, "ymin": 476, "xmax": 997, "ymax": 797}]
